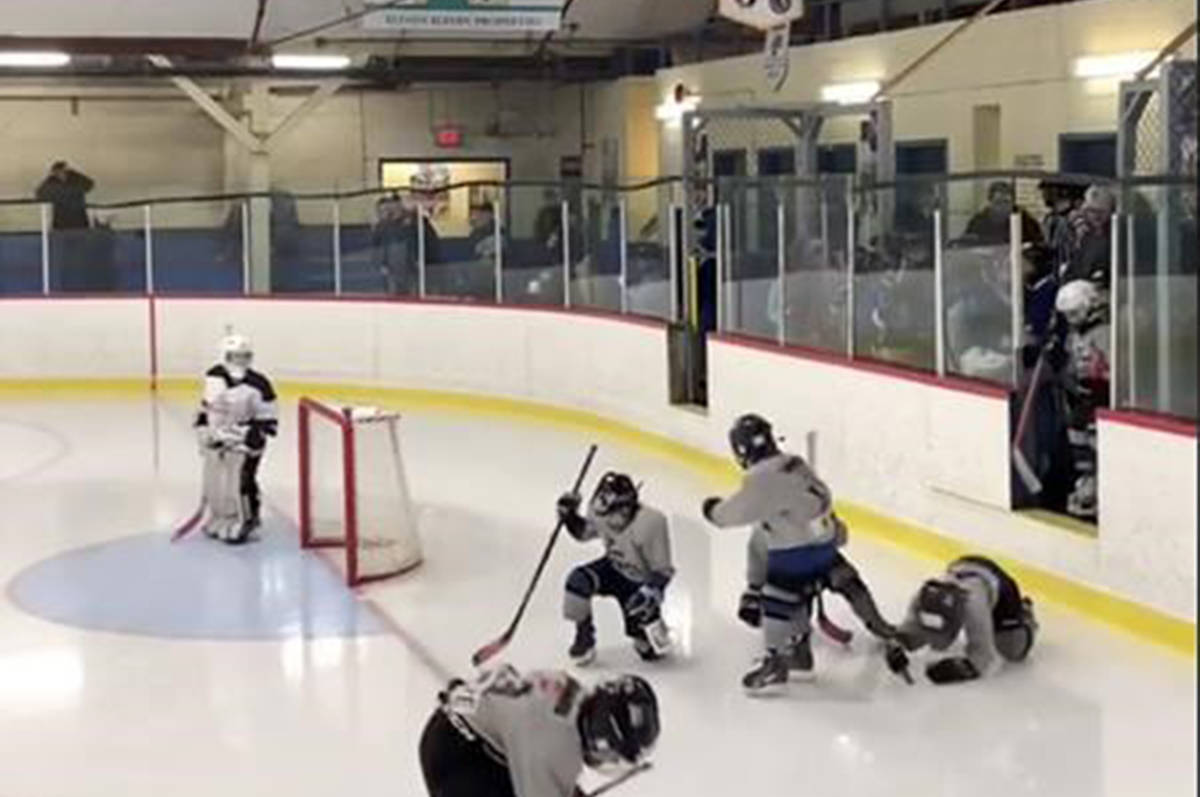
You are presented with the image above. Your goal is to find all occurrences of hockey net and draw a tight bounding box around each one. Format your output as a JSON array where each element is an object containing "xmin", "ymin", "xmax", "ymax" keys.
[{"xmin": 298, "ymin": 397, "xmax": 422, "ymax": 586}]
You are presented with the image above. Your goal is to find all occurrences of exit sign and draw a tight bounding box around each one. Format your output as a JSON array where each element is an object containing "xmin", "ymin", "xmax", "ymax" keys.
[{"xmin": 433, "ymin": 125, "xmax": 464, "ymax": 148}]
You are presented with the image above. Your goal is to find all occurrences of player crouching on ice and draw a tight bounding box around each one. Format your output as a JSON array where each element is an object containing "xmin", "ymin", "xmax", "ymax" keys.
[
  {"xmin": 194, "ymin": 334, "xmax": 278, "ymax": 544},
  {"xmin": 704, "ymin": 413, "xmax": 893, "ymax": 694},
  {"xmin": 885, "ymin": 555, "xmax": 1038, "ymax": 685},
  {"xmin": 557, "ymin": 472, "xmax": 674, "ymax": 665},
  {"xmin": 420, "ymin": 664, "xmax": 658, "ymax": 797}
]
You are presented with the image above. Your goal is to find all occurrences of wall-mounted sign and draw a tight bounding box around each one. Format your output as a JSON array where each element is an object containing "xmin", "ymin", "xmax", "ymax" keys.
[
  {"xmin": 434, "ymin": 124, "xmax": 464, "ymax": 149},
  {"xmin": 363, "ymin": 0, "xmax": 563, "ymax": 34}
]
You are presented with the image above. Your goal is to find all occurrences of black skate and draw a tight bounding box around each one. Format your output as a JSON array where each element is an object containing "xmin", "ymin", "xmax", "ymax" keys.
[
  {"xmin": 742, "ymin": 651, "xmax": 789, "ymax": 695},
  {"xmin": 632, "ymin": 636, "xmax": 662, "ymax": 662},
  {"xmin": 569, "ymin": 619, "xmax": 596, "ymax": 666},
  {"xmin": 785, "ymin": 634, "xmax": 814, "ymax": 680},
  {"xmin": 226, "ymin": 515, "xmax": 261, "ymax": 546}
]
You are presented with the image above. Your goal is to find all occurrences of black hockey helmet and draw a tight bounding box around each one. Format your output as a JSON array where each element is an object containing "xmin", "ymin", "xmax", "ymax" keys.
[
  {"xmin": 729, "ymin": 413, "xmax": 779, "ymax": 469},
  {"xmin": 578, "ymin": 674, "xmax": 660, "ymax": 767},
  {"xmin": 590, "ymin": 472, "xmax": 639, "ymax": 519},
  {"xmin": 915, "ymin": 578, "xmax": 968, "ymax": 651}
]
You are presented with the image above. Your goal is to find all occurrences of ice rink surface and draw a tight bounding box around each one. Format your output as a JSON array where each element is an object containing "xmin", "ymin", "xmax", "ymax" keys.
[{"xmin": 0, "ymin": 394, "xmax": 1194, "ymax": 797}]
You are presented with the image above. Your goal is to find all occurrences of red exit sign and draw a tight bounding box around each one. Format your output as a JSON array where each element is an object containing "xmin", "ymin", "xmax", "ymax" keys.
[{"xmin": 433, "ymin": 124, "xmax": 463, "ymax": 148}]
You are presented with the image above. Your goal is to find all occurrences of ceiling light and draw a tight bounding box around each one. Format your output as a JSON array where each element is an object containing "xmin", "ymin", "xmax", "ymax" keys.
[
  {"xmin": 655, "ymin": 95, "xmax": 701, "ymax": 123},
  {"xmin": 0, "ymin": 52, "xmax": 71, "ymax": 68},
  {"xmin": 1072, "ymin": 52, "xmax": 1156, "ymax": 79},
  {"xmin": 820, "ymin": 81, "xmax": 881, "ymax": 105},
  {"xmin": 271, "ymin": 54, "xmax": 352, "ymax": 71}
]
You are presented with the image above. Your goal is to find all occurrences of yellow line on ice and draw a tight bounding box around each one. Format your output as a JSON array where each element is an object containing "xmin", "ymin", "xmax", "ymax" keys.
[{"xmin": 4, "ymin": 376, "xmax": 1193, "ymax": 656}]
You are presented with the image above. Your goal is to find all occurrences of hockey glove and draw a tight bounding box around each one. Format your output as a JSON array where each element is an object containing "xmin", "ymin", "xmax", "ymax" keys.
[
  {"xmin": 557, "ymin": 492, "xmax": 581, "ymax": 520},
  {"xmin": 702, "ymin": 496, "xmax": 721, "ymax": 523},
  {"xmin": 737, "ymin": 588, "xmax": 763, "ymax": 628},
  {"xmin": 885, "ymin": 642, "xmax": 914, "ymax": 685},
  {"xmin": 926, "ymin": 656, "xmax": 980, "ymax": 685},
  {"xmin": 625, "ymin": 586, "xmax": 663, "ymax": 625}
]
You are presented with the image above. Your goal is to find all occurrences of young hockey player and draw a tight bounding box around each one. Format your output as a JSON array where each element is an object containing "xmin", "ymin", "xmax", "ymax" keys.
[
  {"xmin": 704, "ymin": 414, "xmax": 894, "ymax": 694},
  {"xmin": 557, "ymin": 472, "xmax": 674, "ymax": 664},
  {"xmin": 194, "ymin": 334, "xmax": 278, "ymax": 544},
  {"xmin": 886, "ymin": 555, "xmax": 1038, "ymax": 685},
  {"xmin": 420, "ymin": 665, "xmax": 658, "ymax": 797},
  {"xmin": 1050, "ymin": 279, "xmax": 1110, "ymax": 519}
]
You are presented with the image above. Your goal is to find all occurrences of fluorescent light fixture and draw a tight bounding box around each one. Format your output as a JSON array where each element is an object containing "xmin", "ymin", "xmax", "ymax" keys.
[
  {"xmin": 0, "ymin": 52, "xmax": 71, "ymax": 68},
  {"xmin": 655, "ymin": 95, "xmax": 701, "ymax": 123},
  {"xmin": 1072, "ymin": 51, "xmax": 1156, "ymax": 79},
  {"xmin": 272, "ymin": 53, "xmax": 352, "ymax": 71},
  {"xmin": 821, "ymin": 80, "xmax": 881, "ymax": 105}
]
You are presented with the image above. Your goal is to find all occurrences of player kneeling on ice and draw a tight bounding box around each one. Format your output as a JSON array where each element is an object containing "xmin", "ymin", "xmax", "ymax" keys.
[
  {"xmin": 885, "ymin": 555, "xmax": 1038, "ymax": 685},
  {"xmin": 705, "ymin": 413, "xmax": 881, "ymax": 694},
  {"xmin": 557, "ymin": 472, "xmax": 674, "ymax": 665},
  {"xmin": 421, "ymin": 664, "xmax": 658, "ymax": 797},
  {"xmin": 193, "ymin": 334, "xmax": 277, "ymax": 544}
]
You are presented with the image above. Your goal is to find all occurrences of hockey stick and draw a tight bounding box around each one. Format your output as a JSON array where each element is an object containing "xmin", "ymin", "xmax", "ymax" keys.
[
  {"xmin": 472, "ymin": 444, "xmax": 599, "ymax": 667},
  {"xmin": 170, "ymin": 498, "xmax": 206, "ymax": 543},
  {"xmin": 583, "ymin": 762, "xmax": 652, "ymax": 797},
  {"xmin": 1011, "ymin": 346, "xmax": 1048, "ymax": 495},
  {"xmin": 815, "ymin": 593, "xmax": 853, "ymax": 646}
]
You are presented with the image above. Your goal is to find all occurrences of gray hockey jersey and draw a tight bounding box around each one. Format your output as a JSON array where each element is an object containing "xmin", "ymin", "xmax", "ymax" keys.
[
  {"xmin": 445, "ymin": 664, "xmax": 587, "ymax": 797},
  {"xmin": 902, "ymin": 558, "xmax": 1011, "ymax": 674},
  {"xmin": 579, "ymin": 505, "xmax": 674, "ymax": 587},
  {"xmin": 708, "ymin": 453, "xmax": 839, "ymax": 552}
]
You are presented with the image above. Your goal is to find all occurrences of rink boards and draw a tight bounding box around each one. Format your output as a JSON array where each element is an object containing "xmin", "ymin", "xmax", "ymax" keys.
[{"xmin": 0, "ymin": 294, "xmax": 1193, "ymax": 649}]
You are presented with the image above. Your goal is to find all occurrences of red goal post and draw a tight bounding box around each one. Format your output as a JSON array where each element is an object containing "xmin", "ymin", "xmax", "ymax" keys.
[{"xmin": 298, "ymin": 397, "xmax": 423, "ymax": 587}]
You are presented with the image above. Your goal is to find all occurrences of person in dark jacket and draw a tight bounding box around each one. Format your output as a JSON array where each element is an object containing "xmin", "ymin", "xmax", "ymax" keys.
[
  {"xmin": 36, "ymin": 161, "xmax": 96, "ymax": 291},
  {"xmin": 35, "ymin": 161, "xmax": 94, "ymax": 230},
  {"xmin": 964, "ymin": 181, "xmax": 1043, "ymax": 247}
]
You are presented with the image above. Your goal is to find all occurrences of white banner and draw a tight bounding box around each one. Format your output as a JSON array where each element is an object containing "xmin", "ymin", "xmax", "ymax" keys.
[{"xmin": 363, "ymin": 0, "xmax": 563, "ymax": 33}]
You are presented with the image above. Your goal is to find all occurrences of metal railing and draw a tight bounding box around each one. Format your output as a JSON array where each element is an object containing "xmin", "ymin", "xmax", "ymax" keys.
[{"xmin": 0, "ymin": 171, "xmax": 1193, "ymax": 419}]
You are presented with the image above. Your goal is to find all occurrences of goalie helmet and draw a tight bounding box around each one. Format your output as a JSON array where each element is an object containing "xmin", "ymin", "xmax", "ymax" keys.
[
  {"xmin": 578, "ymin": 674, "xmax": 659, "ymax": 768},
  {"xmin": 220, "ymin": 334, "xmax": 254, "ymax": 379},
  {"xmin": 729, "ymin": 413, "xmax": 779, "ymax": 469},
  {"xmin": 590, "ymin": 472, "xmax": 639, "ymax": 527},
  {"xmin": 914, "ymin": 578, "xmax": 968, "ymax": 651}
]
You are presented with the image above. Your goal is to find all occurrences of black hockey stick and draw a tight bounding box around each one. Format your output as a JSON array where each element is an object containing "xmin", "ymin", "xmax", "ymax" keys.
[
  {"xmin": 472, "ymin": 444, "xmax": 599, "ymax": 667},
  {"xmin": 816, "ymin": 593, "xmax": 853, "ymax": 646},
  {"xmin": 583, "ymin": 762, "xmax": 652, "ymax": 797}
]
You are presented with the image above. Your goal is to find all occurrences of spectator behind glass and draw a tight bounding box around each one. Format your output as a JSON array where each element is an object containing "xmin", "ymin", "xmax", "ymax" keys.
[
  {"xmin": 467, "ymin": 203, "xmax": 497, "ymax": 261},
  {"xmin": 964, "ymin": 181, "xmax": 1043, "ymax": 246},
  {"xmin": 36, "ymin": 160, "xmax": 94, "ymax": 230},
  {"xmin": 1061, "ymin": 185, "xmax": 1115, "ymax": 288}
]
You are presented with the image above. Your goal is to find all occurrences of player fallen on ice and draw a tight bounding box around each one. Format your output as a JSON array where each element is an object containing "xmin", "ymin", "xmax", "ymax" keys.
[
  {"xmin": 193, "ymin": 334, "xmax": 277, "ymax": 544},
  {"xmin": 556, "ymin": 472, "xmax": 674, "ymax": 665},
  {"xmin": 704, "ymin": 413, "xmax": 894, "ymax": 694},
  {"xmin": 885, "ymin": 555, "xmax": 1037, "ymax": 685},
  {"xmin": 420, "ymin": 664, "xmax": 658, "ymax": 797}
]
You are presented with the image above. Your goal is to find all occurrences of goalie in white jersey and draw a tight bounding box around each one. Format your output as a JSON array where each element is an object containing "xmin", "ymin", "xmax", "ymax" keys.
[
  {"xmin": 556, "ymin": 472, "xmax": 675, "ymax": 665},
  {"xmin": 193, "ymin": 334, "xmax": 278, "ymax": 544},
  {"xmin": 420, "ymin": 664, "xmax": 658, "ymax": 797}
]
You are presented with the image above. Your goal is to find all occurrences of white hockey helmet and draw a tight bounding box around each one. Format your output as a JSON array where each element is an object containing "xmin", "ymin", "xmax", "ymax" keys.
[
  {"xmin": 219, "ymin": 334, "xmax": 253, "ymax": 377},
  {"xmin": 1055, "ymin": 280, "xmax": 1099, "ymax": 326}
]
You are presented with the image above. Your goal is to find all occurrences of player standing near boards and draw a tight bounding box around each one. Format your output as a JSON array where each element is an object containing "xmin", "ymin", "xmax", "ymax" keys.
[
  {"xmin": 193, "ymin": 334, "xmax": 277, "ymax": 544},
  {"xmin": 704, "ymin": 414, "xmax": 895, "ymax": 693},
  {"xmin": 886, "ymin": 555, "xmax": 1038, "ymax": 684},
  {"xmin": 557, "ymin": 472, "xmax": 674, "ymax": 665},
  {"xmin": 420, "ymin": 664, "xmax": 658, "ymax": 797}
]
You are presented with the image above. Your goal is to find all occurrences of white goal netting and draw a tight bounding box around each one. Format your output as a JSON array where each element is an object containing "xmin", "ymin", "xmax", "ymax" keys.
[{"xmin": 299, "ymin": 398, "xmax": 422, "ymax": 586}]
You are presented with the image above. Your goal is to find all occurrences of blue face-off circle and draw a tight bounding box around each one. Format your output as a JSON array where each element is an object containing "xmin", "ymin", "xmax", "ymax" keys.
[{"xmin": 7, "ymin": 523, "xmax": 385, "ymax": 639}]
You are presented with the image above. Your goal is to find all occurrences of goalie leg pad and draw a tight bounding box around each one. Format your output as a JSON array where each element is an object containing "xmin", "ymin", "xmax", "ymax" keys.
[{"xmin": 201, "ymin": 446, "xmax": 246, "ymax": 541}]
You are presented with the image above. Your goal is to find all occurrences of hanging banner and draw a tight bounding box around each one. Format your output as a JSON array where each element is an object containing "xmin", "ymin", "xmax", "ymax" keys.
[
  {"xmin": 363, "ymin": 0, "xmax": 563, "ymax": 34},
  {"xmin": 763, "ymin": 23, "xmax": 791, "ymax": 92}
]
